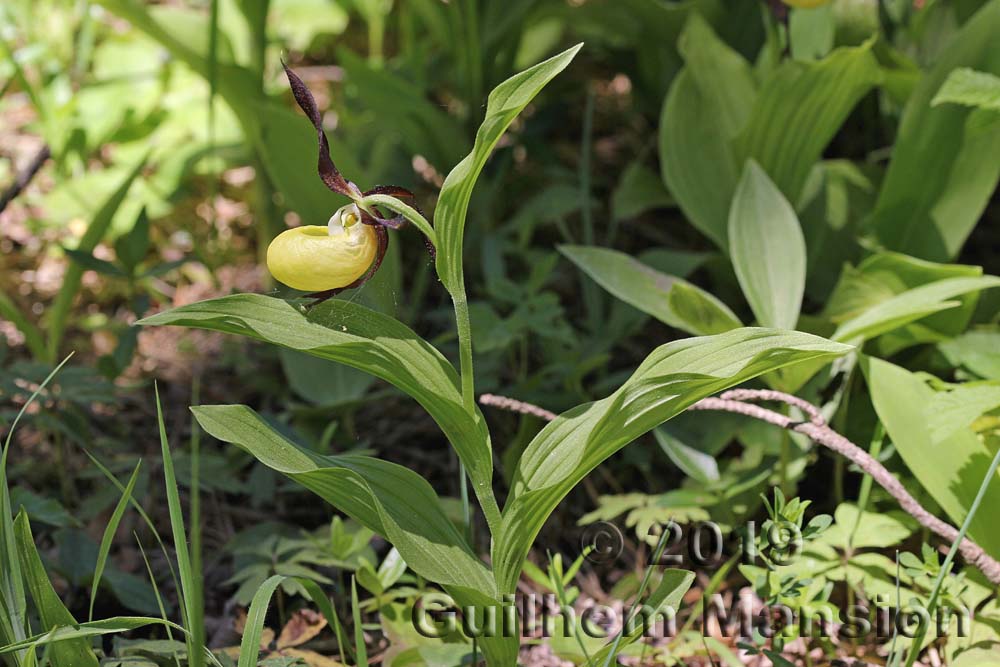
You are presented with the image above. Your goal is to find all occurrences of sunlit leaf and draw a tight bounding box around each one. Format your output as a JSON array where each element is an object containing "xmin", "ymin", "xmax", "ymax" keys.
[
  {"xmin": 139, "ymin": 294, "xmax": 497, "ymax": 519},
  {"xmin": 495, "ymin": 329, "xmax": 852, "ymax": 592},
  {"xmin": 559, "ymin": 245, "xmax": 740, "ymax": 336},
  {"xmin": 862, "ymin": 357, "xmax": 1000, "ymax": 559},
  {"xmin": 435, "ymin": 44, "xmax": 581, "ymax": 296},
  {"xmin": 869, "ymin": 0, "xmax": 1000, "ymax": 261},
  {"xmin": 728, "ymin": 161, "xmax": 806, "ymax": 330}
]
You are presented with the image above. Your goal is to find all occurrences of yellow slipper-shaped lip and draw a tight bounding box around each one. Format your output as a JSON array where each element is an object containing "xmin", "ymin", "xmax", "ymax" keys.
[{"xmin": 267, "ymin": 205, "xmax": 378, "ymax": 292}]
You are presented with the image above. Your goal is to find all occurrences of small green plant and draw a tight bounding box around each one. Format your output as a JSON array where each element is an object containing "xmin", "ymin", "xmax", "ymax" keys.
[{"xmin": 137, "ymin": 44, "xmax": 853, "ymax": 667}]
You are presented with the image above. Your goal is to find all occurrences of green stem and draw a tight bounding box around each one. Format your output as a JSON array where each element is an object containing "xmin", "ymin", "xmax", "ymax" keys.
[
  {"xmin": 453, "ymin": 293, "xmax": 476, "ymax": 414},
  {"xmin": 453, "ymin": 289, "xmax": 502, "ymax": 535}
]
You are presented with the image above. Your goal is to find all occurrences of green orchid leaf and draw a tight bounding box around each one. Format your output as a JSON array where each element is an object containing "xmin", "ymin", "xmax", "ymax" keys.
[
  {"xmin": 139, "ymin": 294, "xmax": 498, "ymax": 522},
  {"xmin": 494, "ymin": 328, "xmax": 852, "ymax": 592},
  {"xmin": 435, "ymin": 43, "xmax": 581, "ymax": 296}
]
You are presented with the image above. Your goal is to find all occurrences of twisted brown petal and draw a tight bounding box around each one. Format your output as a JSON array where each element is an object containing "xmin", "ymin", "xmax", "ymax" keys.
[{"xmin": 282, "ymin": 62, "xmax": 355, "ymax": 199}]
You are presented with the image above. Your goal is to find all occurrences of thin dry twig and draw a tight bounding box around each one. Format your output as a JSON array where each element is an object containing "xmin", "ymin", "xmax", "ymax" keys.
[
  {"xmin": 479, "ymin": 389, "xmax": 1000, "ymax": 586},
  {"xmin": 0, "ymin": 144, "xmax": 50, "ymax": 215}
]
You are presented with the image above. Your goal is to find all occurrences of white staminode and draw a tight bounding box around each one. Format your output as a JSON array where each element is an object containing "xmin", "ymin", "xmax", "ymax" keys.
[{"xmin": 328, "ymin": 203, "xmax": 363, "ymax": 236}]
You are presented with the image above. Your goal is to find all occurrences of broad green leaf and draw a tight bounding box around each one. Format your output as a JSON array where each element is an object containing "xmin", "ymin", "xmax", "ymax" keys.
[
  {"xmin": 435, "ymin": 44, "xmax": 581, "ymax": 296},
  {"xmin": 659, "ymin": 17, "xmax": 756, "ymax": 250},
  {"xmin": 138, "ymin": 294, "xmax": 497, "ymax": 521},
  {"xmin": 940, "ymin": 328, "xmax": 1000, "ymax": 380},
  {"xmin": 789, "ymin": 5, "xmax": 834, "ymax": 62},
  {"xmin": 728, "ymin": 161, "xmax": 806, "ymax": 330},
  {"xmin": 190, "ymin": 404, "xmax": 492, "ymax": 592},
  {"xmin": 927, "ymin": 385, "xmax": 1000, "ymax": 443},
  {"xmin": 819, "ymin": 504, "xmax": 914, "ymax": 550},
  {"xmin": 862, "ymin": 357, "xmax": 1000, "ymax": 560},
  {"xmin": 14, "ymin": 512, "xmax": 100, "ymax": 667},
  {"xmin": 190, "ymin": 405, "xmax": 520, "ymax": 667},
  {"xmin": 114, "ymin": 208, "xmax": 150, "ymax": 274},
  {"xmin": 832, "ymin": 275, "xmax": 1000, "ymax": 343},
  {"xmin": 824, "ymin": 252, "xmax": 986, "ymax": 352},
  {"xmin": 559, "ymin": 245, "xmax": 740, "ymax": 336},
  {"xmin": 279, "ymin": 348, "xmax": 374, "ymax": 407},
  {"xmin": 870, "ymin": 0, "xmax": 1000, "ymax": 261},
  {"xmin": 494, "ymin": 329, "xmax": 852, "ymax": 592},
  {"xmin": 655, "ymin": 429, "xmax": 719, "ymax": 484},
  {"xmin": 735, "ymin": 40, "xmax": 880, "ymax": 204},
  {"xmin": 932, "ymin": 67, "xmax": 1000, "ymax": 111}
]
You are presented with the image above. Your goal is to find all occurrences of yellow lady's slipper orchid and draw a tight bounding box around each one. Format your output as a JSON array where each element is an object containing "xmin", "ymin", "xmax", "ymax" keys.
[{"xmin": 266, "ymin": 204, "xmax": 378, "ymax": 292}]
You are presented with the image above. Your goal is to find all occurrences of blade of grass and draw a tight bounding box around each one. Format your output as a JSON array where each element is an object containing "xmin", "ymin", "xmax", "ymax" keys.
[
  {"xmin": 848, "ymin": 423, "xmax": 885, "ymax": 552},
  {"xmin": 899, "ymin": 446, "xmax": 1000, "ymax": 667},
  {"xmin": 155, "ymin": 384, "xmax": 203, "ymax": 667},
  {"xmin": 600, "ymin": 527, "xmax": 672, "ymax": 667},
  {"xmin": 0, "ymin": 615, "xmax": 222, "ymax": 667},
  {"xmin": 135, "ymin": 533, "xmax": 181, "ymax": 665},
  {"xmin": 237, "ymin": 575, "xmax": 284, "ymax": 667},
  {"xmin": 188, "ymin": 377, "xmax": 205, "ymax": 667},
  {"xmin": 1, "ymin": 354, "xmax": 73, "ymax": 666},
  {"xmin": 82, "ymin": 449, "xmax": 180, "ymax": 594},
  {"xmin": 88, "ymin": 461, "xmax": 142, "ymax": 621},
  {"xmin": 14, "ymin": 511, "xmax": 99, "ymax": 667},
  {"xmin": 352, "ymin": 576, "xmax": 368, "ymax": 667},
  {"xmin": 297, "ymin": 579, "xmax": 351, "ymax": 663}
]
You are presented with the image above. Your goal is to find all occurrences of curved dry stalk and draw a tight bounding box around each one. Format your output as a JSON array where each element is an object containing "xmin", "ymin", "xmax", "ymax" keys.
[{"xmin": 479, "ymin": 389, "xmax": 1000, "ymax": 585}]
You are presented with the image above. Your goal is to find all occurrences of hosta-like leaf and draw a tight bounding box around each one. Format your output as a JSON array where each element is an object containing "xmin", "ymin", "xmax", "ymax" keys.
[
  {"xmin": 932, "ymin": 67, "xmax": 1000, "ymax": 111},
  {"xmin": 734, "ymin": 40, "xmax": 880, "ymax": 204},
  {"xmin": 191, "ymin": 404, "xmax": 491, "ymax": 592},
  {"xmin": 138, "ymin": 294, "xmax": 498, "ymax": 521},
  {"xmin": 869, "ymin": 0, "xmax": 1000, "ymax": 261},
  {"xmin": 728, "ymin": 161, "xmax": 807, "ymax": 330},
  {"xmin": 494, "ymin": 329, "xmax": 852, "ymax": 592},
  {"xmin": 862, "ymin": 357, "xmax": 1000, "ymax": 559},
  {"xmin": 927, "ymin": 385, "xmax": 1000, "ymax": 443},
  {"xmin": 559, "ymin": 245, "xmax": 740, "ymax": 336},
  {"xmin": 832, "ymin": 275, "xmax": 1000, "ymax": 343},
  {"xmin": 435, "ymin": 44, "xmax": 581, "ymax": 296},
  {"xmin": 659, "ymin": 16, "xmax": 756, "ymax": 250}
]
